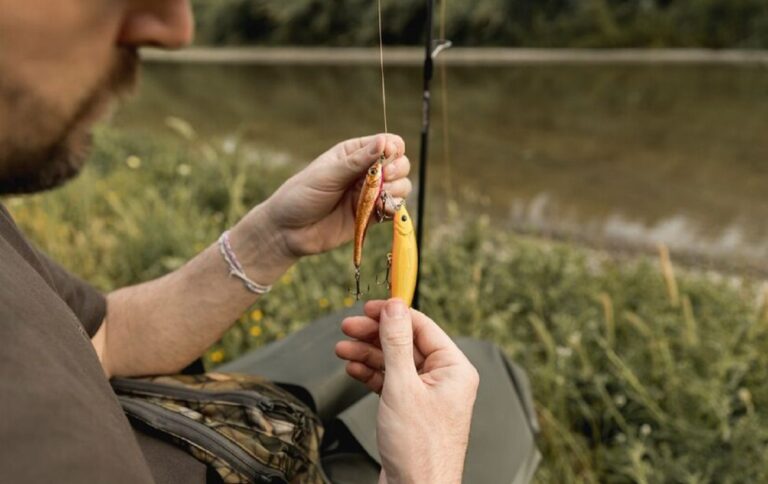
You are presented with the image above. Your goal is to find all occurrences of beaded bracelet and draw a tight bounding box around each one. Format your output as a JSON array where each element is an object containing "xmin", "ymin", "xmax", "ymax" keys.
[{"xmin": 217, "ymin": 230, "xmax": 272, "ymax": 295}]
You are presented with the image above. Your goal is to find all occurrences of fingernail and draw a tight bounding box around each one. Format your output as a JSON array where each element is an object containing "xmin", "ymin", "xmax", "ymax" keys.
[{"xmin": 384, "ymin": 299, "xmax": 408, "ymax": 319}]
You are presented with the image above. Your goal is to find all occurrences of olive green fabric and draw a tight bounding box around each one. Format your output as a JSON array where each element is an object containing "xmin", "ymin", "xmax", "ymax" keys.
[
  {"xmin": 220, "ymin": 307, "xmax": 369, "ymax": 423},
  {"xmin": 221, "ymin": 307, "xmax": 541, "ymax": 483}
]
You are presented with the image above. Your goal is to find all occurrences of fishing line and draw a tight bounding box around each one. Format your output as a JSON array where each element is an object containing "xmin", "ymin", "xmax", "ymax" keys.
[
  {"xmin": 377, "ymin": 0, "xmax": 388, "ymax": 134},
  {"xmin": 350, "ymin": 0, "xmax": 388, "ymax": 301}
]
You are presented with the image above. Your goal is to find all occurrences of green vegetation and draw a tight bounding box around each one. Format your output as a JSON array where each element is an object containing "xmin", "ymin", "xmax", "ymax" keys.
[
  {"xmin": 6, "ymin": 126, "xmax": 768, "ymax": 482},
  {"xmin": 191, "ymin": 0, "xmax": 768, "ymax": 48}
]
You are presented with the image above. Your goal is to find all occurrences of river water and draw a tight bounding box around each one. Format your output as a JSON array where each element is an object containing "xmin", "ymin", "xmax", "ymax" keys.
[{"xmin": 114, "ymin": 61, "xmax": 768, "ymax": 274}]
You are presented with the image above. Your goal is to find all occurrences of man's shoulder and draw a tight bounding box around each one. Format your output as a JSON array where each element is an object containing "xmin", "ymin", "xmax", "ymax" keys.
[{"xmin": 0, "ymin": 202, "xmax": 52, "ymax": 279}]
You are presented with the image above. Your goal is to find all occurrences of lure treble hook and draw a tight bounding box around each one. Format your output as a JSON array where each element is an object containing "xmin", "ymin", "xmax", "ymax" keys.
[
  {"xmin": 350, "ymin": 267, "xmax": 371, "ymax": 301},
  {"xmin": 376, "ymin": 253, "xmax": 393, "ymax": 289}
]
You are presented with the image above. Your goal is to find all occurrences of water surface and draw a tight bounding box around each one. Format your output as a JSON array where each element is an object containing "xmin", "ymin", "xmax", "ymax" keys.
[{"xmin": 114, "ymin": 61, "xmax": 768, "ymax": 273}]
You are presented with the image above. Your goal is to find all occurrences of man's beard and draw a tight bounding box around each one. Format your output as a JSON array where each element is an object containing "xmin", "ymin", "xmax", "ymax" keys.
[{"xmin": 0, "ymin": 47, "xmax": 140, "ymax": 195}]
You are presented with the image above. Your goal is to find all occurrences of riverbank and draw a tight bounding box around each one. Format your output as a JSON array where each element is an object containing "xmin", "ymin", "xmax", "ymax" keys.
[{"xmin": 142, "ymin": 47, "xmax": 768, "ymax": 65}]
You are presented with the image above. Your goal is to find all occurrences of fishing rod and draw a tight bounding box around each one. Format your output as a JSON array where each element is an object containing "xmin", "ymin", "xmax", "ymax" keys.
[{"xmin": 413, "ymin": 0, "xmax": 451, "ymax": 311}]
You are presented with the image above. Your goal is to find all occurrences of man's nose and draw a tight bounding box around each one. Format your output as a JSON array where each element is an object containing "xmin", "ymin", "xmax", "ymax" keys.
[{"xmin": 118, "ymin": 0, "xmax": 194, "ymax": 49}]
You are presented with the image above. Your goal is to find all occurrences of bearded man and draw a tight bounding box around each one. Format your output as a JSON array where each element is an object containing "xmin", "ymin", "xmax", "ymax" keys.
[{"xmin": 0, "ymin": 1, "xmax": 539, "ymax": 482}]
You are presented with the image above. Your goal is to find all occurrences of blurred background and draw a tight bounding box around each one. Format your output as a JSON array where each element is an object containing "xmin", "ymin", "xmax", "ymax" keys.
[{"xmin": 6, "ymin": 1, "xmax": 768, "ymax": 482}]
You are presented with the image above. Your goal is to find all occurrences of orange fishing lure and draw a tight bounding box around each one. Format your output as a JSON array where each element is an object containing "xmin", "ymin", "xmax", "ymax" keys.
[{"xmin": 352, "ymin": 157, "xmax": 384, "ymax": 298}]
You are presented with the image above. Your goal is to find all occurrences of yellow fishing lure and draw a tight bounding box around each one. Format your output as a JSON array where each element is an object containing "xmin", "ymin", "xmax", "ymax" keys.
[{"xmin": 390, "ymin": 203, "xmax": 418, "ymax": 306}]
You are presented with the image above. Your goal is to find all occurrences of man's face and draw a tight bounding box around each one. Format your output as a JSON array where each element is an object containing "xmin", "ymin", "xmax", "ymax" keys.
[{"xmin": 0, "ymin": 0, "xmax": 193, "ymax": 194}]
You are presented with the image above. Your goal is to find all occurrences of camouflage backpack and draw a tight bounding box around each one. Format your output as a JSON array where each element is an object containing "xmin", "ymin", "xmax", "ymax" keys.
[{"xmin": 112, "ymin": 373, "xmax": 329, "ymax": 484}]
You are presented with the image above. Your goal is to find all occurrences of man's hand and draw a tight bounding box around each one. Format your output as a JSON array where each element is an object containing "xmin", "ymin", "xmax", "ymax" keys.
[
  {"xmin": 336, "ymin": 299, "xmax": 480, "ymax": 484},
  {"xmin": 97, "ymin": 135, "xmax": 409, "ymax": 379},
  {"xmin": 248, "ymin": 134, "xmax": 410, "ymax": 260}
]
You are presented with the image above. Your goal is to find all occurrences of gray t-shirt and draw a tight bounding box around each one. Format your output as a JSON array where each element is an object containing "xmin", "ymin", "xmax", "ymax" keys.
[{"xmin": 0, "ymin": 203, "xmax": 156, "ymax": 482}]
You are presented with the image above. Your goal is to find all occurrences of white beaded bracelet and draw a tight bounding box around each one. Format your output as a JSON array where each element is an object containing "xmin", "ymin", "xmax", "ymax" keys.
[{"xmin": 217, "ymin": 230, "xmax": 272, "ymax": 295}]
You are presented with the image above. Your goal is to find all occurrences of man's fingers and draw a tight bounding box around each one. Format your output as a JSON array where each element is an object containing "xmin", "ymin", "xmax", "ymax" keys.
[
  {"xmin": 341, "ymin": 134, "xmax": 404, "ymax": 178},
  {"xmin": 409, "ymin": 308, "xmax": 460, "ymax": 359},
  {"xmin": 335, "ymin": 340, "xmax": 385, "ymax": 370},
  {"xmin": 341, "ymin": 134, "xmax": 404, "ymax": 159},
  {"xmin": 341, "ymin": 315, "xmax": 380, "ymax": 342},
  {"xmin": 363, "ymin": 300, "xmax": 386, "ymax": 320},
  {"xmin": 336, "ymin": 323, "xmax": 427, "ymax": 368},
  {"xmin": 383, "ymin": 155, "xmax": 411, "ymax": 181},
  {"xmin": 345, "ymin": 362, "xmax": 384, "ymax": 394},
  {"xmin": 310, "ymin": 134, "xmax": 404, "ymax": 192},
  {"xmin": 382, "ymin": 178, "xmax": 412, "ymax": 200},
  {"xmin": 362, "ymin": 301, "xmax": 458, "ymax": 359},
  {"xmin": 379, "ymin": 298, "xmax": 418, "ymax": 383}
]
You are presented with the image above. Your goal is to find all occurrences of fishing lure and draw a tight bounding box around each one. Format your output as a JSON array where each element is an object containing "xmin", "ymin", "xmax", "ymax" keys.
[
  {"xmin": 389, "ymin": 203, "xmax": 418, "ymax": 307},
  {"xmin": 352, "ymin": 157, "xmax": 384, "ymax": 299}
]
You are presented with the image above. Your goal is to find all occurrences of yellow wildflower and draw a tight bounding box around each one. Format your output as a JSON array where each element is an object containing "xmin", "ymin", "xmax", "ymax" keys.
[
  {"xmin": 209, "ymin": 350, "xmax": 225, "ymax": 363},
  {"xmin": 125, "ymin": 155, "xmax": 142, "ymax": 169},
  {"xmin": 250, "ymin": 309, "xmax": 263, "ymax": 322},
  {"xmin": 177, "ymin": 163, "xmax": 191, "ymax": 177},
  {"xmin": 343, "ymin": 296, "xmax": 355, "ymax": 308},
  {"xmin": 280, "ymin": 273, "xmax": 293, "ymax": 285},
  {"xmin": 318, "ymin": 297, "xmax": 330, "ymax": 309},
  {"xmin": 249, "ymin": 326, "xmax": 262, "ymax": 337}
]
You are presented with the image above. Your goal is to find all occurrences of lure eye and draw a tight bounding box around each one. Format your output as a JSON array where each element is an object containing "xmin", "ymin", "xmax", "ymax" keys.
[
  {"xmin": 401, "ymin": 215, "xmax": 408, "ymax": 222},
  {"xmin": 368, "ymin": 167, "xmax": 377, "ymax": 175}
]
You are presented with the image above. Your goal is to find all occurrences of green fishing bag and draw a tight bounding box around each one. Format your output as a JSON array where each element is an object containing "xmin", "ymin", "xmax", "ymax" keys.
[{"xmin": 111, "ymin": 373, "xmax": 329, "ymax": 484}]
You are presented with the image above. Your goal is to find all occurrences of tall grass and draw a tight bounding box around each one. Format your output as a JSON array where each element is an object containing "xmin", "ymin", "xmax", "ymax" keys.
[{"xmin": 5, "ymin": 126, "xmax": 767, "ymax": 482}]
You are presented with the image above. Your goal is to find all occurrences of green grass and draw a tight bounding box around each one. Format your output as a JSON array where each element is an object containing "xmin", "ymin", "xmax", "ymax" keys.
[{"xmin": 5, "ymin": 125, "xmax": 768, "ymax": 483}]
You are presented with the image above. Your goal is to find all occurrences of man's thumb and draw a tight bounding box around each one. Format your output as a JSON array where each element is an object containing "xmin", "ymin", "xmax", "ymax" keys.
[{"xmin": 379, "ymin": 298, "xmax": 417, "ymax": 381}]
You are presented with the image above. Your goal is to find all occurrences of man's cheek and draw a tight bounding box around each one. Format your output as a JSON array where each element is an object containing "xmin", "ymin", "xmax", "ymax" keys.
[{"xmin": 0, "ymin": 3, "xmax": 122, "ymax": 120}]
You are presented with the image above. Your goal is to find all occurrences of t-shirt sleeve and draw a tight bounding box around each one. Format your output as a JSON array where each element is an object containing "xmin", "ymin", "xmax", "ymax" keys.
[
  {"xmin": 34, "ymin": 251, "xmax": 107, "ymax": 337},
  {"xmin": 0, "ymin": 203, "xmax": 106, "ymax": 337}
]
